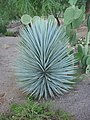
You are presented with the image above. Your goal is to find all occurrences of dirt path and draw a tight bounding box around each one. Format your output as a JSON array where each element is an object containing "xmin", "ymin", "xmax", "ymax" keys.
[
  {"xmin": 0, "ymin": 37, "xmax": 90, "ymax": 120},
  {"xmin": 53, "ymin": 77, "xmax": 90, "ymax": 120},
  {"xmin": 0, "ymin": 37, "xmax": 25, "ymax": 113}
]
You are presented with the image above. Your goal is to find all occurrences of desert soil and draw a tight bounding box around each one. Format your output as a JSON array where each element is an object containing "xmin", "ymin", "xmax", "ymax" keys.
[
  {"xmin": 0, "ymin": 26, "xmax": 90, "ymax": 120},
  {"xmin": 0, "ymin": 37, "xmax": 26, "ymax": 113}
]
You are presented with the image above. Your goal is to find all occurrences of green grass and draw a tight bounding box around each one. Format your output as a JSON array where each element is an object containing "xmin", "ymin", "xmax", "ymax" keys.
[
  {"xmin": 0, "ymin": 97, "xmax": 75, "ymax": 120},
  {"xmin": 4, "ymin": 31, "xmax": 17, "ymax": 37}
]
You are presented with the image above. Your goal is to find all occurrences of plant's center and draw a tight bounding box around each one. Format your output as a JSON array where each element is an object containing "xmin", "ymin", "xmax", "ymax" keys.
[
  {"xmin": 42, "ymin": 68, "xmax": 47, "ymax": 75},
  {"xmin": 40, "ymin": 66, "xmax": 48, "ymax": 77}
]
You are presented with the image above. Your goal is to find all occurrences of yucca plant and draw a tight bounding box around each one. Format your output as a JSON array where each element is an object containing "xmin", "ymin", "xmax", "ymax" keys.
[{"xmin": 16, "ymin": 17, "xmax": 77, "ymax": 100}]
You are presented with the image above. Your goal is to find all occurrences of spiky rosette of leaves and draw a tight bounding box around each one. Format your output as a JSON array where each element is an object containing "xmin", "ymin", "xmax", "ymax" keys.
[{"xmin": 16, "ymin": 18, "xmax": 77, "ymax": 100}]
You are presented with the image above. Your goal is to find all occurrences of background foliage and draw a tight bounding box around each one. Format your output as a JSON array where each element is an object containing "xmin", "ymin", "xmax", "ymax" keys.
[{"xmin": 0, "ymin": 0, "xmax": 89, "ymax": 34}]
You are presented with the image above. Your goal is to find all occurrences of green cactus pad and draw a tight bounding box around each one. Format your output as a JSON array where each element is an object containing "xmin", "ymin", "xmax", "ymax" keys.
[{"xmin": 21, "ymin": 14, "xmax": 32, "ymax": 25}]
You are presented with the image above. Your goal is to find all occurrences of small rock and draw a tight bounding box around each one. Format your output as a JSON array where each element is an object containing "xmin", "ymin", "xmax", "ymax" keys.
[
  {"xmin": 3, "ymin": 44, "xmax": 10, "ymax": 49},
  {"xmin": 9, "ymin": 97, "xmax": 14, "ymax": 104},
  {"xmin": 0, "ymin": 97, "xmax": 5, "ymax": 104},
  {"xmin": 0, "ymin": 93, "xmax": 5, "ymax": 97},
  {"xmin": 88, "ymin": 83, "xmax": 90, "ymax": 85}
]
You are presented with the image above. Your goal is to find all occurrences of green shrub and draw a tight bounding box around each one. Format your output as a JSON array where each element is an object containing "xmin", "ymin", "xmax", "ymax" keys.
[
  {"xmin": 0, "ymin": 97, "xmax": 75, "ymax": 120},
  {"xmin": 4, "ymin": 31, "xmax": 16, "ymax": 37},
  {"xmin": 0, "ymin": 25, "xmax": 7, "ymax": 34}
]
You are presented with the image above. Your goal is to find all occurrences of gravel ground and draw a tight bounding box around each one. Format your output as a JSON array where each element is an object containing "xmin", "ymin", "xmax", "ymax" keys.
[
  {"xmin": 0, "ymin": 37, "xmax": 26, "ymax": 113},
  {"xmin": 0, "ymin": 37, "xmax": 90, "ymax": 120},
  {"xmin": 53, "ymin": 77, "xmax": 90, "ymax": 120}
]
